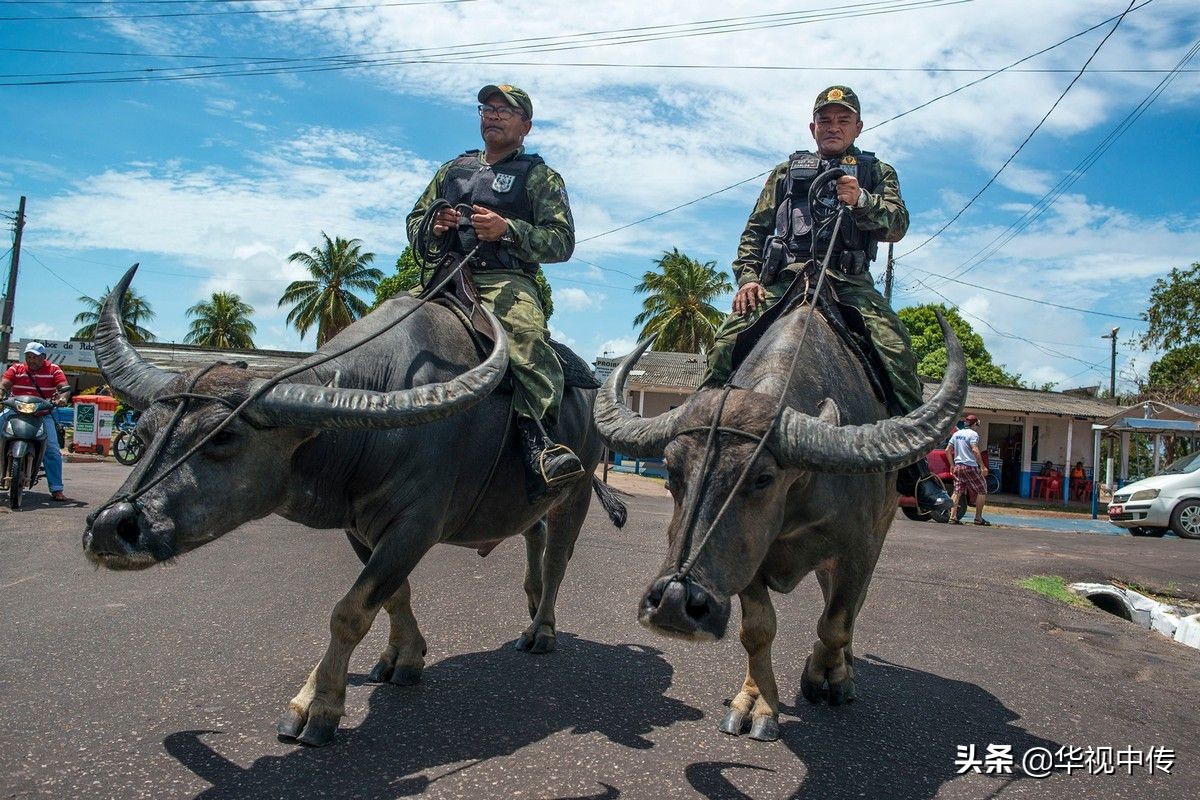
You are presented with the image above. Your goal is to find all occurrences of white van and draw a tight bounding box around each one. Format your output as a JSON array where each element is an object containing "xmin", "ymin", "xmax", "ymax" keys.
[{"xmin": 1107, "ymin": 451, "xmax": 1200, "ymax": 539}]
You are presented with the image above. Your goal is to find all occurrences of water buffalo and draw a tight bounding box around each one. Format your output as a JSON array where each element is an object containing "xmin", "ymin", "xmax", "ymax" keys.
[
  {"xmin": 83, "ymin": 265, "xmax": 625, "ymax": 747},
  {"xmin": 594, "ymin": 302, "xmax": 966, "ymax": 741}
]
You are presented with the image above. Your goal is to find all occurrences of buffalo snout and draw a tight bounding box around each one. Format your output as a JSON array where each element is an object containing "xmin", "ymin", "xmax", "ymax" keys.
[
  {"xmin": 84, "ymin": 501, "xmax": 161, "ymax": 569},
  {"xmin": 639, "ymin": 575, "xmax": 729, "ymax": 641}
]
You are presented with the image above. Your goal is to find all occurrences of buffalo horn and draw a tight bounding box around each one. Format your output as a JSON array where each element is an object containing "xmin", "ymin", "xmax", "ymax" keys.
[
  {"xmin": 245, "ymin": 305, "xmax": 509, "ymax": 430},
  {"xmin": 593, "ymin": 335, "xmax": 688, "ymax": 458},
  {"xmin": 772, "ymin": 309, "xmax": 968, "ymax": 473},
  {"xmin": 94, "ymin": 263, "xmax": 179, "ymax": 410}
]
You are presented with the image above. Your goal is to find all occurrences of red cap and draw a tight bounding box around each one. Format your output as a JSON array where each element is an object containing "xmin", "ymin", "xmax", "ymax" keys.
[{"xmin": 965, "ymin": 414, "xmax": 979, "ymax": 424}]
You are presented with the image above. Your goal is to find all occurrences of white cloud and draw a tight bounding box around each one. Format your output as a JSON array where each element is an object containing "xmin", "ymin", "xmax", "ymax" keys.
[
  {"xmin": 556, "ymin": 286, "xmax": 605, "ymax": 311},
  {"xmin": 594, "ymin": 337, "xmax": 637, "ymax": 361}
]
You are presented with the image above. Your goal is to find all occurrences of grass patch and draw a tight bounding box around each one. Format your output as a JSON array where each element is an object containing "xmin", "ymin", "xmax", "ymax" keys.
[{"xmin": 1017, "ymin": 575, "xmax": 1091, "ymax": 608}]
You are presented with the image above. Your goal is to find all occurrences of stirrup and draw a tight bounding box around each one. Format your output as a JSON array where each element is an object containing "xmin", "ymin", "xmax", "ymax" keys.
[{"xmin": 539, "ymin": 444, "xmax": 584, "ymax": 488}]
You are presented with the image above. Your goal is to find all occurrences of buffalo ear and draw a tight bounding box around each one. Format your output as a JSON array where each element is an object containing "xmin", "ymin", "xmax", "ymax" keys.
[{"xmin": 816, "ymin": 398, "xmax": 841, "ymax": 426}]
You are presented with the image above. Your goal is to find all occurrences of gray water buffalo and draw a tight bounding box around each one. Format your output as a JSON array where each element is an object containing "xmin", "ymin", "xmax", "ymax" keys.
[
  {"xmin": 594, "ymin": 302, "xmax": 965, "ymax": 741},
  {"xmin": 83, "ymin": 265, "xmax": 625, "ymax": 747}
]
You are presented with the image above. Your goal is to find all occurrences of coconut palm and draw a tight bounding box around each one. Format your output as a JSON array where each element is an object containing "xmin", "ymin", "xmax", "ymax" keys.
[
  {"xmin": 184, "ymin": 291, "xmax": 257, "ymax": 349},
  {"xmin": 74, "ymin": 286, "xmax": 156, "ymax": 343},
  {"xmin": 279, "ymin": 233, "xmax": 383, "ymax": 346},
  {"xmin": 633, "ymin": 248, "xmax": 734, "ymax": 353}
]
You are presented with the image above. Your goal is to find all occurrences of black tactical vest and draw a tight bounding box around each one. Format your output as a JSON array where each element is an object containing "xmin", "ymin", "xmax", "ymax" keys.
[
  {"xmin": 772, "ymin": 149, "xmax": 879, "ymax": 270},
  {"xmin": 440, "ymin": 149, "xmax": 544, "ymax": 273}
]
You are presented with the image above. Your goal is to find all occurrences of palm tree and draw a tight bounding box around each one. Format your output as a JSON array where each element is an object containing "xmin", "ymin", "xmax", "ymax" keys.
[
  {"xmin": 633, "ymin": 248, "xmax": 734, "ymax": 353},
  {"xmin": 279, "ymin": 233, "xmax": 383, "ymax": 345},
  {"xmin": 74, "ymin": 286, "xmax": 157, "ymax": 343},
  {"xmin": 184, "ymin": 291, "xmax": 257, "ymax": 349}
]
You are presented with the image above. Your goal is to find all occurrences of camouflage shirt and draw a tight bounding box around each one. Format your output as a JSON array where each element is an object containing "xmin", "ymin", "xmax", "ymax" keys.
[
  {"xmin": 406, "ymin": 146, "xmax": 575, "ymax": 270},
  {"xmin": 732, "ymin": 145, "xmax": 908, "ymax": 287}
]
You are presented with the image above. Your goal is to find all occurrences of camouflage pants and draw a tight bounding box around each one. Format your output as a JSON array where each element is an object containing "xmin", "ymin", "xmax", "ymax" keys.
[
  {"xmin": 473, "ymin": 270, "xmax": 563, "ymax": 423},
  {"xmin": 704, "ymin": 269, "xmax": 923, "ymax": 413}
]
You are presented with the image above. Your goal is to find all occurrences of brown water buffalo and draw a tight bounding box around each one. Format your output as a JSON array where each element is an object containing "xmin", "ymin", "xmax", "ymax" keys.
[
  {"xmin": 82, "ymin": 265, "xmax": 625, "ymax": 747},
  {"xmin": 594, "ymin": 303, "xmax": 966, "ymax": 741}
]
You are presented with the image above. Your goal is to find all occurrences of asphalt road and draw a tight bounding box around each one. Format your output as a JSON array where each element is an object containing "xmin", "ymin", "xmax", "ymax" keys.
[{"xmin": 2, "ymin": 463, "xmax": 1198, "ymax": 800}]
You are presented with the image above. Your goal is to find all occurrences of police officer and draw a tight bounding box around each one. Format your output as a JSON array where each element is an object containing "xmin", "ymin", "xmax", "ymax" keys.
[
  {"xmin": 703, "ymin": 85, "xmax": 950, "ymax": 515},
  {"xmin": 406, "ymin": 84, "xmax": 581, "ymax": 502}
]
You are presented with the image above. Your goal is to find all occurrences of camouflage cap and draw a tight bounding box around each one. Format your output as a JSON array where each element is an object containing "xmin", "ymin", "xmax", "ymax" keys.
[
  {"xmin": 813, "ymin": 85, "xmax": 860, "ymax": 116},
  {"xmin": 478, "ymin": 84, "xmax": 533, "ymax": 119}
]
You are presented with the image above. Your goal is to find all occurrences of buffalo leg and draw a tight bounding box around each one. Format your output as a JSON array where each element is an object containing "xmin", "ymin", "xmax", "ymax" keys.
[
  {"xmin": 522, "ymin": 518, "xmax": 547, "ymax": 620},
  {"xmin": 278, "ymin": 533, "xmax": 434, "ymax": 747},
  {"xmin": 365, "ymin": 579, "xmax": 427, "ymax": 686},
  {"xmin": 721, "ymin": 576, "xmax": 780, "ymax": 741},
  {"xmin": 515, "ymin": 478, "xmax": 588, "ymax": 654},
  {"xmin": 802, "ymin": 555, "xmax": 875, "ymax": 706}
]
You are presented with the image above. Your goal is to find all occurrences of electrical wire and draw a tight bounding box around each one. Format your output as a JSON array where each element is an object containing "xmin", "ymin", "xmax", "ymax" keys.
[{"xmin": 895, "ymin": 0, "xmax": 1141, "ymax": 260}]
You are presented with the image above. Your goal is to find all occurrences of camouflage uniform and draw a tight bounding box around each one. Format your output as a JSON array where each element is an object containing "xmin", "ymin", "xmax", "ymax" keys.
[
  {"xmin": 406, "ymin": 146, "xmax": 574, "ymax": 422},
  {"xmin": 704, "ymin": 145, "xmax": 922, "ymax": 413}
]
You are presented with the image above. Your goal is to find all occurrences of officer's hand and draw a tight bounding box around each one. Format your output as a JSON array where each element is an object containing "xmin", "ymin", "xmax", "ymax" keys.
[
  {"xmin": 733, "ymin": 282, "xmax": 767, "ymax": 316},
  {"xmin": 470, "ymin": 206, "xmax": 508, "ymax": 242},
  {"xmin": 431, "ymin": 208, "xmax": 460, "ymax": 235},
  {"xmin": 836, "ymin": 175, "xmax": 861, "ymax": 206}
]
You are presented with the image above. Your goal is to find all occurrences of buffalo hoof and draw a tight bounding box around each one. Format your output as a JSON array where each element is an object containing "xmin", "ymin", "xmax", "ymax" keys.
[
  {"xmin": 749, "ymin": 715, "xmax": 780, "ymax": 742},
  {"xmin": 828, "ymin": 678, "xmax": 857, "ymax": 706},
  {"xmin": 366, "ymin": 661, "xmax": 394, "ymax": 683},
  {"xmin": 390, "ymin": 665, "xmax": 423, "ymax": 686},
  {"xmin": 800, "ymin": 657, "xmax": 822, "ymax": 704},
  {"xmin": 297, "ymin": 715, "xmax": 339, "ymax": 748},
  {"xmin": 514, "ymin": 625, "xmax": 556, "ymax": 654},
  {"xmin": 276, "ymin": 708, "xmax": 306, "ymax": 740},
  {"xmin": 718, "ymin": 708, "xmax": 748, "ymax": 736}
]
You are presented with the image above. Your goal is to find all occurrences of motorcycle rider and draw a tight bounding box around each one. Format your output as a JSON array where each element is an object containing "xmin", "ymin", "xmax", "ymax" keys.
[{"xmin": 1, "ymin": 342, "xmax": 71, "ymax": 501}]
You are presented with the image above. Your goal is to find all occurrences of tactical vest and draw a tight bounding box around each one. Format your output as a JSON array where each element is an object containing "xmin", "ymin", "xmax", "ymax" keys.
[
  {"xmin": 440, "ymin": 149, "xmax": 544, "ymax": 274},
  {"xmin": 764, "ymin": 149, "xmax": 879, "ymax": 279}
]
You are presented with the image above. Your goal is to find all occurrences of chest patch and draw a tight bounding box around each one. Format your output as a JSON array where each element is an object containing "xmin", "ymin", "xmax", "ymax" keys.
[{"xmin": 492, "ymin": 173, "xmax": 516, "ymax": 193}]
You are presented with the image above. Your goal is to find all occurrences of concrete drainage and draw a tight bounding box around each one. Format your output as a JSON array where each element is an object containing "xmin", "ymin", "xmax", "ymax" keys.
[{"xmin": 1070, "ymin": 582, "xmax": 1200, "ymax": 650}]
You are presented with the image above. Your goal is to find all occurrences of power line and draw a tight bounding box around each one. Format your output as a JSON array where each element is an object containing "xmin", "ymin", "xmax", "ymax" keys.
[
  {"xmin": 935, "ymin": 35, "xmax": 1200, "ymax": 282},
  {"xmin": 0, "ymin": 0, "xmax": 479, "ymax": 21},
  {"xmin": 0, "ymin": 0, "xmax": 975, "ymax": 83},
  {"xmin": 24, "ymin": 249, "xmax": 89, "ymax": 296},
  {"xmin": 895, "ymin": 0, "xmax": 1142, "ymax": 260}
]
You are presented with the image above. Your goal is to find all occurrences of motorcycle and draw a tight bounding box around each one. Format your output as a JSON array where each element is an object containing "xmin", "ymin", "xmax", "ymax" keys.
[
  {"xmin": 1, "ymin": 394, "xmax": 55, "ymax": 510},
  {"xmin": 111, "ymin": 411, "xmax": 145, "ymax": 466}
]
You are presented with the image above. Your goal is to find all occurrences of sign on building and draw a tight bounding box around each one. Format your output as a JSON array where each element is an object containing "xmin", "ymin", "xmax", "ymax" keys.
[{"xmin": 17, "ymin": 338, "xmax": 98, "ymax": 369}]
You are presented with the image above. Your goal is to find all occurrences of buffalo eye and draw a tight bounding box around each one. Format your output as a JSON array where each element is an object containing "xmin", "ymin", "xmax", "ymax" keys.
[
  {"xmin": 205, "ymin": 429, "xmax": 241, "ymax": 455},
  {"xmin": 752, "ymin": 472, "xmax": 775, "ymax": 491}
]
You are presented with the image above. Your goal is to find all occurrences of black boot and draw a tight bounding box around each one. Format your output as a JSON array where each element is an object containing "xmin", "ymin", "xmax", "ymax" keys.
[
  {"xmin": 517, "ymin": 418, "xmax": 584, "ymax": 504},
  {"xmin": 898, "ymin": 459, "xmax": 952, "ymax": 515}
]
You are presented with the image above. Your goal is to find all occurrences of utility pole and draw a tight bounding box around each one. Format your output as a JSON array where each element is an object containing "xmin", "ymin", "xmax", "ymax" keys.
[
  {"xmin": 0, "ymin": 196, "xmax": 26, "ymax": 366},
  {"xmin": 1101, "ymin": 326, "xmax": 1119, "ymax": 403},
  {"xmin": 884, "ymin": 242, "xmax": 894, "ymax": 303}
]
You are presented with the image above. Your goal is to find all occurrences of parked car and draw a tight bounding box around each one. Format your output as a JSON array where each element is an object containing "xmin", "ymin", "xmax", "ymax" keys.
[{"xmin": 1107, "ymin": 450, "xmax": 1200, "ymax": 539}]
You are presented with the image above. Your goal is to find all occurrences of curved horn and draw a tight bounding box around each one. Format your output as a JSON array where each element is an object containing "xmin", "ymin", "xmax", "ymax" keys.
[
  {"xmin": 94, "ymin": 263, "xmax": 178, "ymax": 410},
  {"xmin": 593, "ymin": 335, "xmax": 688, "ymax": 458},
  {"xmin": 244, "ymin": 304, "xmax": 509, "ymax": 430},
  {"xmin": 772, "ymin": 309, "xmax": 967, "ymax": 473}
]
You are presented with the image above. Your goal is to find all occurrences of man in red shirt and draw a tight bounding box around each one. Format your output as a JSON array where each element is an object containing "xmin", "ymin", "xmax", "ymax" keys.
[{"xmin": 1, "ymin": 341, "xmax": 71, "ymax": 500}]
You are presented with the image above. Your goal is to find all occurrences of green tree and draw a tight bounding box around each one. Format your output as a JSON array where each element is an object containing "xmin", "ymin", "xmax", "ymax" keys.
[
  {"xmin": 1142, "ymin": 262, "xmax": 1200, "ymax": 351},
  {"xmin": 1146, "ymin": 344, "xmax": 1200, "ymax": 403},
  {"xmin": 279, "ymin": 233, "xmax": 383, "ymax": 346},
  {"xmin": 633, "ymin": 248, "xmax": 733, "ymax": 353},
  {"xmin": 373, "ymin": 245, "xmax": 556, "ymax": 320},
  {"xmin": 897, "ymin": 303, "xmax": 1021, "ymax": 387},
  {"xmin": 184, "ymin": 291, "xmax": 257, "ymax": 349},
  {"xmin": 73, "ymin": 286, "xmax": 156, "ymax": 343}
]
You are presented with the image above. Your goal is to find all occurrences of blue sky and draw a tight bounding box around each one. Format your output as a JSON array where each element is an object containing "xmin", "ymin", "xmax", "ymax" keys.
[{"xmin": 1, "ymin": 0, "xmax": 1198, "ymax": 394}]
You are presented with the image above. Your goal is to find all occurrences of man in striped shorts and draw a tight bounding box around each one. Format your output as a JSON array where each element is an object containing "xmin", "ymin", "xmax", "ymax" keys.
[{"xmin": 946, "ymin": 414, "xmax": 990, "ymax": 526}]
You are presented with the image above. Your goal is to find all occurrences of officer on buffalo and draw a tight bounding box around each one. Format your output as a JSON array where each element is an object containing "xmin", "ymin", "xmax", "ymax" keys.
[
  {"xmin": 703, "ymin": 85, "xmax": 951, "ymax": 515},
  {"xmin": 407, "ymin": 84, "xmax": 581, "ymax": 502}
]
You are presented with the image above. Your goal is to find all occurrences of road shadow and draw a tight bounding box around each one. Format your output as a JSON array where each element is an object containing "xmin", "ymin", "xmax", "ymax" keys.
[
  {"xmin": 165, "ymin": 635, "xmax": 700, "ymax": 799},
  {"xmin": 686, "ymin": 654, "xmax": 1063, "ymax": 800}
]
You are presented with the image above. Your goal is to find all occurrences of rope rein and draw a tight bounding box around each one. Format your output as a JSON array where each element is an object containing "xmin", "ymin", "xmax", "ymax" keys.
[
  {"xmin": 95, "ymin": 204, "xmax": 478, "ymax": 518},
  {"xmin": 672, "ymin": 177, "xmax": 849, "ymax": 582}
]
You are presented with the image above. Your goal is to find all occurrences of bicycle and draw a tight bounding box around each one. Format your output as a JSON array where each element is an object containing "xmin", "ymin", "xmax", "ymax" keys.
[{"xmin": 111, "ymin": 412, "xmax": 145, "ymax": 466}]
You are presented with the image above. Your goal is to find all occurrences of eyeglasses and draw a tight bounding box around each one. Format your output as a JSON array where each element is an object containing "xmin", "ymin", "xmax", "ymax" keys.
[{"xmin": 477, "ymin": 104, "xmax": 524, "ymax": 120}]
